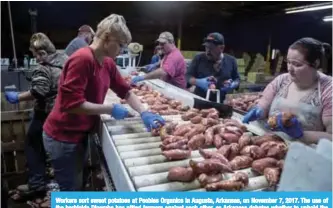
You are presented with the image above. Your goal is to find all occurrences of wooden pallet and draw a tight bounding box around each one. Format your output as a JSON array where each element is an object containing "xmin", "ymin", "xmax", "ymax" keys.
[{"xmin": 1, "ymin": 93, "xmax": 34, "ymax": 189}]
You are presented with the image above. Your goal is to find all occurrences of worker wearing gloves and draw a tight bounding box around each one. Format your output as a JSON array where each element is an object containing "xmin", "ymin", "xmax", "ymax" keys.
[
  {"xmin": 5, "ymin": 33, "xmax": 67, "ymax": 200},
  {"xmin": 144, "ymin": 46, "xmax": 164, "ymax": 72},
  {"xmin": 186, "ymin": 32, "xmax": 240, "ymax": 103},
  {"xmin": 65, "ymin": 25, "xmax": 95, "ymax": 56},
  {"xmin": 42, "ymin": 14, "xmax": 165, "ymax": 191},
  {"xmin": 131, "ymin": 32, "xmax": 187, "ymax": 89},
  {"xmin": 151, "ymin": 45, "xmax": 163, "ymax": 65},
  {"xmin": 243, "ymin": 37, "xmax": 332, "ymax": 144}
]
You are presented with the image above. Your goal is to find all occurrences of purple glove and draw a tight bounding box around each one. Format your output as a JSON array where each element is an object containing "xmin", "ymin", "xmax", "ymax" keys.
[{"xmin": 266, "ymin": 113, "xmax": 304, "ymax": 139}]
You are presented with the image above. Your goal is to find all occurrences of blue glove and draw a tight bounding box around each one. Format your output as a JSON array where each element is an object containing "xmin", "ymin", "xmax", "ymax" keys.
[
  {"xmin": 131, "ymin": 76, "xmax": 144, "ymax": 85},
  {"xmin": 266, "ymin": 113, "xmax": 304, "ymax": 139},
  {"xmin": 111, "ymin": 104, "xmax": 129, "ymax": 120},
  {"xmin": 242, "ymin": 106, "xmax": 264, "ymax": 123},
  {"xmin": 5, "ymin": 91, "xmax": 19, "ymax": 104},
  {"xmin": 145, "ymin": 64, "xmax": 155, "ymax": 72},
  {"xmin": 195, "ymin": 77, "xmax": 215, "ymax": 91},
  {"xmin": 221, "ymin": 80, "xmax": 238, "ymax": 94},
  {"xmin": 141, "ymin": 111, "xmax": 166, "ymax": 132}
]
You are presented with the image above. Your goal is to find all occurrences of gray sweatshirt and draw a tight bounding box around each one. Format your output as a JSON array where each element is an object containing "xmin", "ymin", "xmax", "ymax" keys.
[{"xmin": 65, "ymin": 37, "xmax": 88, "ymax": 57}]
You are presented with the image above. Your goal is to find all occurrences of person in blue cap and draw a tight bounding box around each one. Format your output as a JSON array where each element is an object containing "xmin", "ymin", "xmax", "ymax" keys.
[{"xmin": 186, "ymin": 32, "xmax": 240, "ymax": 103}]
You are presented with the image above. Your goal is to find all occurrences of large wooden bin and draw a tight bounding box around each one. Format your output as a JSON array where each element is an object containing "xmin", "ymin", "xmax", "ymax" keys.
[{"xmin": 1, "ymin": 93, "xmax": 34, "ymax": 189}]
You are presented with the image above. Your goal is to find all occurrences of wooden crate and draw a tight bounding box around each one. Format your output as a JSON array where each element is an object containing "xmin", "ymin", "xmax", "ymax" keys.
[{"xmin": 1, "ymin": 93, "xmax": 34, "ymax": 189}]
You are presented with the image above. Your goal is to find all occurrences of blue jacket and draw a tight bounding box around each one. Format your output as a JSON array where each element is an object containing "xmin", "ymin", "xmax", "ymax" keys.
[{"xmin": 186, "ymin": 52, "xmax": 240, "ymax": 102}]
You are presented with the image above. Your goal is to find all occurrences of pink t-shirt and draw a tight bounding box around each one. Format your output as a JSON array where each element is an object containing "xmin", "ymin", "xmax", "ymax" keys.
[
  {"xmin": 258, "ymin": 72, "xmax": 332, "ymax": 120},
  {"xmin": 161, "ymin": 48, "xmax": 186, "ymax": 89}
]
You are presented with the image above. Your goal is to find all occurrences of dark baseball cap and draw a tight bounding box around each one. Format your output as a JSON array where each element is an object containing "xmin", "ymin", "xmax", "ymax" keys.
[{"xmin": 203, "ymin": 32, "xmax": 225, "ymax": 46}]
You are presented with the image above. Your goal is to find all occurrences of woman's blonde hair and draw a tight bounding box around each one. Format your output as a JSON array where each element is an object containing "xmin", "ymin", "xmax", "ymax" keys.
[
  {"xmin": 29, "ymin": 33, "xmax": 56, "ymax": 54},
  {"xmin": 95, "ymin": 14, "xmax": 132, "ymax": 45}
]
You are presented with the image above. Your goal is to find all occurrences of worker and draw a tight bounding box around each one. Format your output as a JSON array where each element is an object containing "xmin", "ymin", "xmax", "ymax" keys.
[
  {"xmin": 143, "ymin": 45, "xmax": 163, "ymax": 72},
  {"xmin": 42, "ymin": 14, "xmax": 165, "ymax": 191},
  {"xmin": 243, "ymin": 37, "xmax": 332, "ymax": 144},
  {"xmin": 65, "ymin": 25, "xmax": 95, "ymax": 57},
  {"xmin": 144, "ymin": 45, "xmax": 163, "ymax": 72},
  {"xmin": 4, "ymin": 33, "xmax": 67, "ymax": 200},
  {"xmin": 151, "ymin": 45, "xmax": 163, "ymax": 64},
  {"xmin": 186, "ymin": 32, "xmax": 240, "ymax": 103},
  {"xmin": 131, "ymin": 32, "xmax": 187, "ymax": 89}
]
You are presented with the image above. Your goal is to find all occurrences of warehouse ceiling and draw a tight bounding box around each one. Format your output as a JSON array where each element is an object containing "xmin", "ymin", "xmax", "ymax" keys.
[{"xmin": 3, "ymin": 1, "xmax": 331, "ymax": 28}]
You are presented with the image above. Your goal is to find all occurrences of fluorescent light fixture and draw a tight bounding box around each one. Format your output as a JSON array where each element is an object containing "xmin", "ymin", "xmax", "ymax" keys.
[
  {"xmin": 323, "ymin": 16, "xmax": 332, "ymax": 22},
  {"xmin": 285, "ymin": 3, "xmax": 332, "ymax": 14}
]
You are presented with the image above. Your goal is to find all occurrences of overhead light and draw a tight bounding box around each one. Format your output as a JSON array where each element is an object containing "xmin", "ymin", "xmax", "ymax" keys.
[
  {"xmin": 323, "ymin": 16, "xmax": 332, "ymax": 22},
  {"xmin": 285, "ymin": 3, "xmax": 333, "ymax": 14}
]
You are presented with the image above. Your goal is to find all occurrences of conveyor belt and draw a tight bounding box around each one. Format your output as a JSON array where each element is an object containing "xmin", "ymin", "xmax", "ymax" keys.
[{"xmin": 99, "ymin": 79, "xmax": 286, "ymax": 191}]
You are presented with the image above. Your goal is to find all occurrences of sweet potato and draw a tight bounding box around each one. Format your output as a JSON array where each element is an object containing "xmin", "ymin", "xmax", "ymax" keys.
[
  {"xmin": 213, "ymin": 134, "xmax": 224, "ymax": 149},
  {"xmin": 189, "ymin": 159, "xmax": 230, "ymax": 174},
  {"xmin": 252, "ymin": 133, "xmax": 283, "ymax": 146},
  {"xmin": 228, "ymin": 143, "xmax": 240, "ymax": 161},
  {"xmin": 204, "ymin": 127, "xmax": 215, "ymax": 146},
  {"xmin": 251, "ymin": 157, "xmax": 279, "ymax": 174},
  {"xmin": 181, "ymin": 111, "xmax": 197, "ymax": 121},
  {"xmin": 198, "ymin": 173, "xmax": 223, "ymax": 187},
  {"xmin": 162, "ymin": 136, "xmax": 186, "ymax": 145},
  {"xmin": 168, "ymin": 167, "xmax": 195, "ymax": 182},
  {"xmin": 198, "ymin": 148, "xmax": 230, "ymax": 166},
  {"xmin": 240, "ymin": 145, "xmax": 265, "ymax": 159},
  {"xmin": 162, "ymin": 149, "xmax": 191, "ymax": 161},
  {"xmin": 221, "ymin": 132, "xmax": 240, "ymax": 144},
  {"xmin": 218, "ymin": 145, "xmax": 232, "ymax": 158},
  {"xmin": 205, "ymin": 180, "xmax": 244, "ymax": 191},
  {"xmin": 232, "ymin": 172, "xmax": 249, "ymax": 186},
  {"xmin": 238, "ymin": 134, "xmax": 252, "ymax": 149},
  {"xmin": 190, "ymin": 115, "xmax": 203, "ymax": 124},
  {"xmin": 264, "ymin": 167, "xmax": 281, "ymax": 186},
  {"xmin": 188, "ymin": 134, "xmax": 205, "ymax": 150},
  {"xmin": 229, "ymin": 155, "xmax": 253, "ymax": 170},
  {"xmin": 160, "ymin": 139, "xmax": 188, "ymax": 151}
]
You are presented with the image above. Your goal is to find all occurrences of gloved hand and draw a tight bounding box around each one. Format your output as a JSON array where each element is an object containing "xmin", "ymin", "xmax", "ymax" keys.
[
  {"xmin": 266, "ymin": 113, "xmax": 304, "ymax": 139},
  {"xmin": 5, "ymin": 91, "xmax": 19, "ymax": 104},
  {"xmin": 111, "ymin": 104, "xmax": 129, "ymax": 120},
  {"xmin": 145, "ymin": 64, "xmax": 156, "ymax": 72},
  {"xmin": 195, "ymin": 77, "xmax": 216, "ymax": 91},
  {"xmin": 220, "ymin": 79, "xmax": 238, "ymax": 94},
  {"xmin": 242, "ymin": 106, "xmax": 264, "ymax": 123},
  {"xmin": 141, "ymin": 111, "xmax": 166, "ymax": 132},
  {"xmin": 131, "ymin": 76, "xmax": 144, "ymax": 85}
]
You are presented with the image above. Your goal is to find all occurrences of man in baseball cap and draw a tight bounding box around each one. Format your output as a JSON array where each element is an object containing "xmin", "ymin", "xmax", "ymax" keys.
[
  {"xmin": 131, "ymin": 32, "xmax": 187, "ymax": 89},
  {"xmin": 65, "ymin": 25, "xmax": 95, "ymax": 57},
  {"xmin": 186, "ymin": 32, "xmax": 240, "ymax": 103}
]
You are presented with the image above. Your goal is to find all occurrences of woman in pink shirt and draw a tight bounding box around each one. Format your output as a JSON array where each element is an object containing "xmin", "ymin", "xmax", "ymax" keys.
[{"xmin": 243, "ymin": 37, "xmax": 332, "ymax": 144}]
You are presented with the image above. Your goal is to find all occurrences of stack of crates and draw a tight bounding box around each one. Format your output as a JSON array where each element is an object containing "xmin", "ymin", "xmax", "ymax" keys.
[
  {"xmin": 181, "ymin": 51, "xmax": 203, "ymax": 59},
  {"xmin": 236, "ymin": 58, "xmax": 246, "ymax": 81}
]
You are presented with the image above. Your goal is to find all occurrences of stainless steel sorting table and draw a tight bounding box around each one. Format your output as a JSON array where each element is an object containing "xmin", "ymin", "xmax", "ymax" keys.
[{"xmin": 98, "ymin": 79, "xmax": 292, "ymax": 191}]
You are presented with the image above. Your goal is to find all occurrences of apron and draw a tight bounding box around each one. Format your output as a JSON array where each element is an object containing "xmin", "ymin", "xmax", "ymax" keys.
[{"xmin": 269, "ymin": 80, "xmax": 324, "ymax": 132}]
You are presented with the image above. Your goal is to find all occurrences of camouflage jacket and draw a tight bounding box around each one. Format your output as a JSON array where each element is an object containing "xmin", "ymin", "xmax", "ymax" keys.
[{"xmin": 30, "ymin": 52, "xmax": 68, "ymax": 114}]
